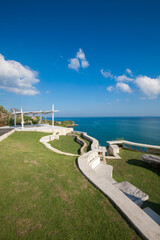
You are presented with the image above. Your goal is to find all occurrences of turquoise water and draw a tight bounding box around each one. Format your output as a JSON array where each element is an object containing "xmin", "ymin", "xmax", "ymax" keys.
[{"xmin": 52, "ymin": 117, "xmax": 160, "ymax": 146}]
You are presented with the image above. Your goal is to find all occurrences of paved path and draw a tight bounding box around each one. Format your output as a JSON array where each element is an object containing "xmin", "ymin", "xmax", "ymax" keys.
[
  {"xmin": 40, "ymin": 136, "xmax": 79, "ymax": 157},
  {"xmin": 0, "ymin": 128, "xmax": 13, "ymax": 136}
]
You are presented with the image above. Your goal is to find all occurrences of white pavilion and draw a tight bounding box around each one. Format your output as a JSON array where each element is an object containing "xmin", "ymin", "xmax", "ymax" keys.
[{"xmin": 13, "ymin": 105, "xmax": 59, "ymax": 130}]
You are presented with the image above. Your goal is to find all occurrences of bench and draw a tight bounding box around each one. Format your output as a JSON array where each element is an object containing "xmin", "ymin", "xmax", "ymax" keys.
[
  {"xmin": 141, "ymin": 154, "xmax": 160, "ymax": 168},
  {"xmin": 87, "ymin": 152, "xmax": 100, "ymax": 169},
  {"xmin": 113, "ymin": 181, "xmax": 149, "ymax": 207}
]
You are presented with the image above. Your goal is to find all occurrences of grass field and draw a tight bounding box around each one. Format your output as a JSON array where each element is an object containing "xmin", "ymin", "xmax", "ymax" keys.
[
  {"xmin": 0, "ymin": 132, "xmax": 140, "ymax": 240},
  {"xmin": 50, "ymin": 135, "xmax": 81, "ymax": 154},
  {"xmin": 107, "ymin": 148, "xmax": 160, "ymax": 215}
]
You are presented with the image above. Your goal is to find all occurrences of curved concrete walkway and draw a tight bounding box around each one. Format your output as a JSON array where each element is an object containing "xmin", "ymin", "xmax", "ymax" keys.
[{"xmin": 40, "ymin": 135, "xmax": 79, "ymax": 156}]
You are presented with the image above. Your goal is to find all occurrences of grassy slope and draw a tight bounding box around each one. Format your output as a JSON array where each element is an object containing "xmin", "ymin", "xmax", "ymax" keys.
[
  {"xmin": 0, "ymin": 132, "xmax": 140, "ymax": 240},
  {"xmin": 50, "ymin": 135, "xmax": 81, "ymax": 154},
  {"xmin": 107, "ymin": 149, "xmax": 160, "ymax": 215}
]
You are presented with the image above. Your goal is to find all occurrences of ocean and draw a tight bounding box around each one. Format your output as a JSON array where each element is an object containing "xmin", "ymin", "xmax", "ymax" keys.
[{"xmin": 51, "ymin": 117, "xmax": 160, "ymax": 147}]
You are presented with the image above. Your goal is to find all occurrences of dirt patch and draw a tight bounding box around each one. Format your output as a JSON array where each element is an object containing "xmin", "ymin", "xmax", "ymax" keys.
[
  {"xmin": 58, "ymin": 174, "xmax": 64, "ymax": 178},
  {"xmin": 31, "ymin": 160, "xmax": 39, "ymax": 165},
  {"xmin": 32, "ymin": 192, "xmax": 42, "ymax": 200},
  {"xmin": 48, "ymin": 178, "xmax": 55, "ymax": 183},
  {"xmin": 67, "ymin": 179, "xmax": 73, "ymax": 184},
  {"xmin": 73, "ymin": 189, "xmax": 80, "ymax": 195},
  {"xmin": 48, "ymin": 230, "xmax": 59, "ymax": 237},
  {"xmin": 16, "ymin": 218, "xmax": 43, "ymax": 237},
  {"xmin": 80, "ymin": 178, "xmax": 89, "ymax": 189},
  {"xmin": 55, "ymin": 185, "xmax": 72, "ymax": 204}
]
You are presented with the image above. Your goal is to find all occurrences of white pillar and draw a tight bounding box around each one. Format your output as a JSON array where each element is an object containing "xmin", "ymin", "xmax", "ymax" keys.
[
  {"xmin": 52, "ymin": 104, "xmax": 54, "ymax": 127},
  {"xmin": 21, "ymin": 108, "xmax": 24, "ymax": 130},
  {"xmin": 14, "ymin": 114, "xmax": 17, "ymax": 127},
  {"xmin": 40, "ymin": 114, "xmax": 42, "ymax": 124}
]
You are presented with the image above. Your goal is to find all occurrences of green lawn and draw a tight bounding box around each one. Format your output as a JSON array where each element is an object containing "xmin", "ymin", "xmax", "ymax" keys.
[
  {"xmin": 0, "ymin": 132, "xmax": 140, "ymax": 240},
  {"xmin": 50, "ymin": 135, "xmax": 81, "ymax": 154},
  {"xmin": 107, "ymin": 148, "xmax": 160, "ymax": 215}
]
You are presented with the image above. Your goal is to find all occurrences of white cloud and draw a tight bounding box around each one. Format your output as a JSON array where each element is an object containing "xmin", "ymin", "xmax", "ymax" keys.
[
  {"xmin": 107, "ymin": 86, "xmax": 114, "ymax": 92},
  {"xmin": 135, "ymin": 75, "xmax": 160, "ymax": 99},
  {"xmin": 81, "ymin": 60, "xmax": 89, "ymax": 68},
  {"xmin": 115, "ymin": 74, "xmax": 133, "ymax": 82},
  {"xmin": 103, "ymin": 67, "xmax": 160, "ymax": 99},
  {"xmin": 126, "ymin": 68, "xmax": 133, "ymax": 76},
  {"xmin": 101, "ymin": 69, "xmax": 113, "ymax": 79},
  {"xmin": 68, "ymin": 48, "xmax": 89, "ymax": 71},
  {"xmin": 0, "ymin": 53, "xmax": 39, "ymax": 95},
  {"xmin": 68, "ymin": 57, "xmax": 80, "ymax": 71},
  {"xmin": 116, "ymin": 82, "xmax": 132, "ymax": 93},
  {"xmin": 0, "ymin": 86, "xmax": 39, "ymax": 95},
  {"xmin": 76, "ymin": 48, "xmax": 86, "ymax": 60}
]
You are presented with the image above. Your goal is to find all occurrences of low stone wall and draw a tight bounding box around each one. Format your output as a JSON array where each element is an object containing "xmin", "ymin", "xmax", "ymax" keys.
[
  {"xmin": 68, "ymin": 134, "xmax": 86, "ymax": 154},
  {"xmin": 74, "ymin": 131, "xmax": 99, "ymax": 150},
  {"xmin": 16, "ymin": 126, "xmax": 73, "ymax": 135},
  {"xmin": 0, "ymin": 129, "xmax": 15, "ymax": 142},
  {"xmin": 40, "ymin": 134, "xmax": 59, "ymax": 143},
  {"xmin": 107, "ymin": 140, "xmax": 160, "ymax": 155}
]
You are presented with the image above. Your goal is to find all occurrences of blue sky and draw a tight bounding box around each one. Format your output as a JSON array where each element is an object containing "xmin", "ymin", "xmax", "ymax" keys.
[{"xmin": 0, "ymin": 0, "xmax": 160, "ymax": 117}]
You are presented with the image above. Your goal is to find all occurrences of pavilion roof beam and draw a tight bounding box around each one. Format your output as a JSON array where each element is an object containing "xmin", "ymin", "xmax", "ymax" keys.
[{"xmin": 13, "ymin": 110, "xmax": 59, "ymax": 116}]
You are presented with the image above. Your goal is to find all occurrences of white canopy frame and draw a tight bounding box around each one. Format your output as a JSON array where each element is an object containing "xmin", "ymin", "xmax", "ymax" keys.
[{"xmin": 13, "ymin": 104, "xmax": 59, "ymax": 130}]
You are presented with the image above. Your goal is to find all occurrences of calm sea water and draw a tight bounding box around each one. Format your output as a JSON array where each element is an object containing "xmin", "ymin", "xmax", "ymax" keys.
[{"xmin": 50, "ymin": 117, "xmax": 160, "ymax": 146}]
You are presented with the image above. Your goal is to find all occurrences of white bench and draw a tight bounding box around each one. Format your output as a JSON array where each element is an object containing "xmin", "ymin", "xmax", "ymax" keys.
[
  {"xmin": 87, "ymin": 152, "xmax": 100, "ymax": 169},
  {"xmin": 113, "ymin": 181, "xmax": 149, "ymax": 207}
]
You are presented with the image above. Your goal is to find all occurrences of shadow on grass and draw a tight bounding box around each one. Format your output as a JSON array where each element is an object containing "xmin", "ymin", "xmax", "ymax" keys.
[
  {"xmin": 73, "ymin": 137, "xmax": 81, "ymax": 155},
  {"xmin": 127, "ymin": 159, "xmax": 160, "ymax": 177},
  {"xmin": 86, "ymin": 142, "xmax": 91, "ymax": 152},
  {"xmin": 142, "ymin": 200, "xmax": 160, "ymax": 215}
]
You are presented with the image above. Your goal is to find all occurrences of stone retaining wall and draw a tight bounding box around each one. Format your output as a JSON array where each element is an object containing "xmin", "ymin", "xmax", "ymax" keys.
[{"xmin": 74, "ymin": 131, "xmax": 99, "ymax": 150}]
